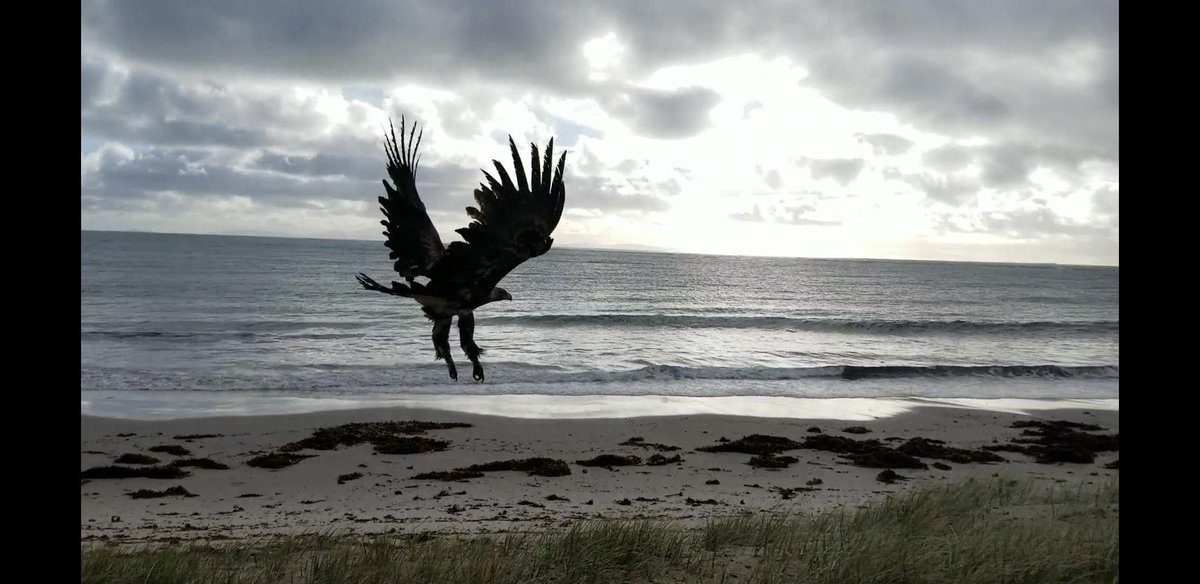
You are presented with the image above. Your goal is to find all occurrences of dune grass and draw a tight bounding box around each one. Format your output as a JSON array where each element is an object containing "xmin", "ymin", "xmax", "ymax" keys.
[{"xmin": 81, "ymin": 476, "xmax": 1118, "ymax": 584}]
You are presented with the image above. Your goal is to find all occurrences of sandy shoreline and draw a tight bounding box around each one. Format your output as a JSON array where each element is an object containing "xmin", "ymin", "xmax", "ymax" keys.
[{"xmin": 81, "ymin": 400, "xmax": 1119, "ymax": 545}]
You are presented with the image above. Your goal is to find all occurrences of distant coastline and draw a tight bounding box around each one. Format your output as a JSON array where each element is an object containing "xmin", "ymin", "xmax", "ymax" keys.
[{"xmin": 79, "ymin": 229, "xmax": 1119, "ymax": 268}]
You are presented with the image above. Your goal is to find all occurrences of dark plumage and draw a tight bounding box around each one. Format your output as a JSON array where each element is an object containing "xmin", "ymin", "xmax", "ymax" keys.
[{"xmin": 356, "ymin": 117, "xmax": 567, "ymax": 381}]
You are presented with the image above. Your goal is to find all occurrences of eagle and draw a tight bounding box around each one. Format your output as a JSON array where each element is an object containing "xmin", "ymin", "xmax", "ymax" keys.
[{"xmin": 355, "ymin": 117, "xmax": 567, "ymax": 382}]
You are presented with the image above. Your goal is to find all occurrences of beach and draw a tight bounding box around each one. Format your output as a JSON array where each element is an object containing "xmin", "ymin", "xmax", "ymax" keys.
[
  {"xmin": 81, "ymin": 398, "xmax": 1119, "ymax": 545},
  {"xmin": 81, "ymin": 1, "xmax": 1120, "ymax": 576}
]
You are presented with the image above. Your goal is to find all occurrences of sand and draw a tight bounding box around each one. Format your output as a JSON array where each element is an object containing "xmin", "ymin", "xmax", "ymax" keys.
[{"xmin": 80, "ymin": 399, "xmax": 1119, "ymax": 545}]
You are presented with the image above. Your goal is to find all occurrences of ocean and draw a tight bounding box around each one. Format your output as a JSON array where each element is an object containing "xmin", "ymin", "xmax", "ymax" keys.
[{"xmin": 81, "ymin": 230, "xmax": 1118, "ymax": 417}]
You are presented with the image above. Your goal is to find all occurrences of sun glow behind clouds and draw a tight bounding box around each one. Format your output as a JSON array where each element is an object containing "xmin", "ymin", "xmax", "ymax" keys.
[
  {"xmin": 583, "ymin": 33, "xmax": 625, "ymax": 81},
  {"xmin": 81, "ymin": 2, "xmax": 1117, "ymax": 265},
  {"xmin": 564, "ymin": 55, "xmax": 974, "ymax": 259}
]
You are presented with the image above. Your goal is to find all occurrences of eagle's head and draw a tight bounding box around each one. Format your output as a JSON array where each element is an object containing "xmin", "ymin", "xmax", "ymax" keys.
[{"xmin": 489, "ymin": 287, "xmax": 513, "ymax": 302}]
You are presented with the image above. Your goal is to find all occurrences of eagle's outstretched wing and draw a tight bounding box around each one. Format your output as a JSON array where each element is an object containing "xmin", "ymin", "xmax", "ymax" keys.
[
  {"xmin": 429, "ymin": 137, "xmax": 567, "ymax": 299},
  {"xmin": 378, "ymin": 117, "xmax": 445, "ymax": 281}
]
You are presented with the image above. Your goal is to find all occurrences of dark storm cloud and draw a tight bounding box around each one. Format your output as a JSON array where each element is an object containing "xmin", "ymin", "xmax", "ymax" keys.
[
  {"xmin": 81, "ymin": 0, "xmax": 591, "ymax": 89},
  {"xmin": 856, "ymin": 133, "xmax": 914, "ymax": 156},
  {"xmin": 84, "ymin": 0, "xmax": 1116, "ymax": 153},
  {"xmin": 865, "ymin": 55, "xmax": 1009, "ymax": 128},
  {"xmin": 801, "ymin": 2, "xmax": 1117, "ymax": 154}
]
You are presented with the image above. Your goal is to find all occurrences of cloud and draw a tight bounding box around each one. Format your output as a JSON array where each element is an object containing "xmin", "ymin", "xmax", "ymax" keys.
[
  {"xmin": 938, "ymin": 206, "xmax": 1115, "ymax": 239},
  {"xmin": 883, "ymin": 168, "xmax": 980, "ymax": 206},
  {"xmin": 730, "ymin": 202, "xmax": 840, "ymax": 226},
  {"xmin": 979, "ymin": 144, "xmax": 1034, "ymax": 189},
  {"xmin": 729, "ymin": 204, "xmax": 764, "ymax": 223},
  {"xmin": 82, "ymin": 145, "xmax": 368, "ymax": 205},
  {"xmin": 81, "ymin": 57, "xmax": 379, "ymax": 152},
  {"xmin": 81, "ymin": 0, "xmax": 1118, "ymax": 264},
  {"xmin": 567, "ymin": 174, "xmax": 673, "ymax": 212},
  {"xmin": 84, "ymin": 1, "xmax": 1117, "ymax": 151},
  {"xmin": 82, "ymin": 0, "xmax": 593, "ymax": 91},
  {"xmin": 81, "ymin": 141, "xmax": 485, "ymax": 217},
  {"xmin": 919, "ymin": 141, "xmax": 1103, "ymax": 193},
  {"xmin": 534, "ymin": 112, "xmax": 605, "ymax": 148},
  {"xmin": 801, "ymin": 3, "xmax": 1117, "ymax": 156},
  {"xmin": 856, "ymin": 133, "xmax": 914, "ymax": 156},
  {"xmin": 602, "ymin": 85, "xmax": 720, "ymax": 139},
  {"xmin": 1091, "ymin": 186, "xmax": 1118, "ymax": 223},
  {"xmin": 878, "ymin": 55, "xmax": 1010, "ymax": 127},
  {"xmin": 801, "ymin": 158, "xmax": 865, "ymax": 185},
  {"xmin": 922, "ymin": 145, "xmax": 973, "ymax": 173},
  {"xmin": 252, "ymin": 151, "xmax": 379, "ymax": 178},
  {"xmin": 763, "ymin": 169, "xmax": 781, "ymax": 189}
]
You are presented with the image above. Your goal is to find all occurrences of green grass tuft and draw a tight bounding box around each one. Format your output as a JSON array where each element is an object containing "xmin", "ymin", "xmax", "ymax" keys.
[{"xmin": 81, "ymin": 476, "xmax": 1118, "ymax": 583}]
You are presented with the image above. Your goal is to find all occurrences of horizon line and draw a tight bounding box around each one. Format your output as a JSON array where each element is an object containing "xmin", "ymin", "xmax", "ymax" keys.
[{"xmin": 80, "ymin": 228, "xmax": 1119, "ymax": 269}]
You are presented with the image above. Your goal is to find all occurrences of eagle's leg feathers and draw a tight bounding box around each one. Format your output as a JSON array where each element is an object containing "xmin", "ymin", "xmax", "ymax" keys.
[
  {"xmin": 458, "ymin": 311, "xmax": 485, "ymax": 382},
  {"xmin": 432, "ymin": 318, "xmax": 457, "ymax": 381}
]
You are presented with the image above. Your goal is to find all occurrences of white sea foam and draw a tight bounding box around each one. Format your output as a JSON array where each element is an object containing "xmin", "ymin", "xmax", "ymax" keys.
[{"xmin": 81, "ymin": 390, "xmax": 1119, "ymax": 421}]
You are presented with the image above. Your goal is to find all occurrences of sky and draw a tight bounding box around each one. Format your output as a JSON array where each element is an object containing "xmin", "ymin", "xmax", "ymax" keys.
[{"xmin": 81, "ymin": 0, "xmax": 1119, "ymax": 266}]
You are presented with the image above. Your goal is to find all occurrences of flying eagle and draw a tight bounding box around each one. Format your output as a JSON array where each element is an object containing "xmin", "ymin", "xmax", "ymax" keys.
[{"xmin": 355, "ymin": 118, "xmax": 567, "ymax": 382}]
